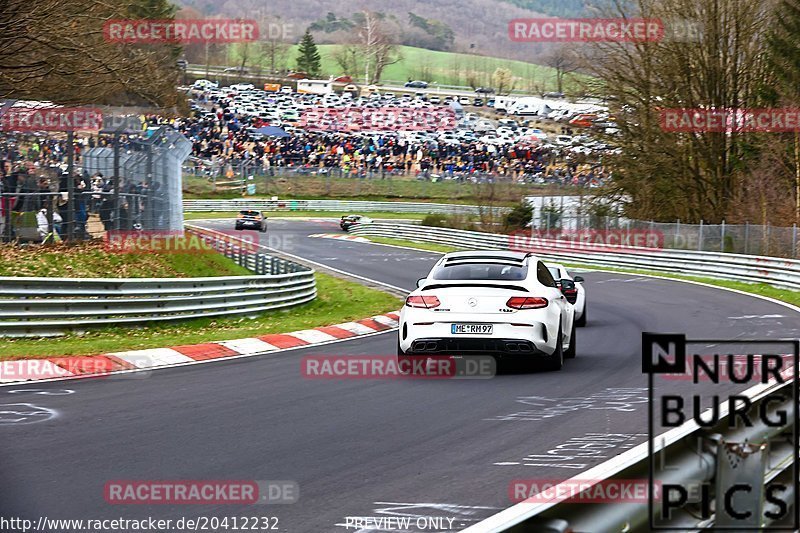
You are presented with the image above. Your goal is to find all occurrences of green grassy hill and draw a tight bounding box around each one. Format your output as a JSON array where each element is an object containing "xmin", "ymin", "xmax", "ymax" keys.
[{"xmin": 245, "ymin": 44, "xmax": 588, "ymax": 93}]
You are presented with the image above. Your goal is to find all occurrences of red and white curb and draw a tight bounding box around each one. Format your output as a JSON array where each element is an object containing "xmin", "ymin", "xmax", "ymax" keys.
[
  {"xmin": 0, "ymin": 312, "xmax": 400, "ymax": 383},
  {"xmin": 309, "ymin": 233, "xmax": 371, "ymax": 243}
]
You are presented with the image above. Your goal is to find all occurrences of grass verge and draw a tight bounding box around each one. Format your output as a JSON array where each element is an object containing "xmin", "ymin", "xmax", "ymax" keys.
[
  {"xmin": 182, "ymin": 173, "xmax": 577, "ymax": 204},
  {"xmin": 368, "ymin": 236, "xmax": 459, "ymax": 254},
  {"xmin": 184, "ymin": 211, "xmax": 425, "ymax": 221},
  {"xmin": 2, "ymin": 272, "xmax": 403, "ymax": 359},
  {"xmin": 0, "ymin": 241, "xmax": 251, "ymax": 278}
]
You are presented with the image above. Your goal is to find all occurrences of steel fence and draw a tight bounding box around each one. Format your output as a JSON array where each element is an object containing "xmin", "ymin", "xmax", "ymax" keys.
[
  {"xmin": 183, "ymin": 198, "xmax": 510, "ymax": 216},
  {"xmin": 541, "ymin": 214, "xmax": 800, "ymax": 259},
  {"xmin": 83, "ymin": 126, "xmax": 192, "ymax": 232},
  {"xmin": 348, "ymin": 222, "xmax": 800, "ymax": 290},
  {"xmin": 0, "ymin": 226, "xmax": 316, "ymax": 337},
  {"xmin": 463, "ymin": 372, "xmax": 798, "ymax": 532}
]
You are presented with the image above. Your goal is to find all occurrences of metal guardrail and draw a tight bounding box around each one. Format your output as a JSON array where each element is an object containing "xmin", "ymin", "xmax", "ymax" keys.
[
  {"xmin": 348, "ymin": 223, "xmax": 800, "ymax": 291},
  {"xmin": 183, "ymin": 199, "xmax": 510, "ymax": 216},
  {"xmin": 348, "ymin": 222, "xmax": 800, "ymax": 531},
  {"xmin": 0, "ymin": 227, "xmax": 316, "ymax": 337},
  {"xmin": 464, "ymin": 371, "xmax": 797, "ymax": 532}
]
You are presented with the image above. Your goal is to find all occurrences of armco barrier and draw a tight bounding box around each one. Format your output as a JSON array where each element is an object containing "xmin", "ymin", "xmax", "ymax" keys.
[
  {"xmin": 463, "ymin": 374, "xmax": 797, "ymax": 532},
  {"xmin": 348, "ymin": 222, "xmax": 800, "ymax": 531},
  {"xmin": 0, "ymin": 227, "xmax": 315, "ymax": 337},
  {"xmin": 183, "ymin": 198, "xmax": 509, "ymax": 216},
  {"xmin": 348, "ymin": 223, "xmax": 800, "ymax": 290}
]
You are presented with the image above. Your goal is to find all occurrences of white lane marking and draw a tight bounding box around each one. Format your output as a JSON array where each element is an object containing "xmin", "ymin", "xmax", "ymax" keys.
[
  {"xmin": 493, "ymin": 462, "xmax": 521, "ymax": 466},
  {"xmin": 728, "ymin": 314, "xmax": 785, "ymax": 320},
  {"xmin": 187, "ymin": 222, "xmax": 410, "ymax": 294},
  {"xmin": 218, "ymin": 338, "xmax": 279, "ymax": 355},
  {"xmin": 111, "ymin": 348, "xmax": 195, "ymax": 368},
  {"xmin": 7, "ymin": 389, "xmax": 74, "ymax": 395}
]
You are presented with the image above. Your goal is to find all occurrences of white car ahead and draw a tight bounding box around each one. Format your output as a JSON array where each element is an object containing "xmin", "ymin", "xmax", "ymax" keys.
[
  {"xmin": 546, "ymin": 262, "xmax": 586, "ymax": 327},
  {"xmin": 399, "ymin": 251, "xmax": 576, "ymax": 371}
]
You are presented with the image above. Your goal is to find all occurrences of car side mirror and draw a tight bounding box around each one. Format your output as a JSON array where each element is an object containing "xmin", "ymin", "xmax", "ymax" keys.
[
  {"xmin": 416, "ymin": 278, "xmax": 426, "ymax": 289},
  {"xmin": 574, "ymin": 276, "xmax": 584, "ymax": 283}
]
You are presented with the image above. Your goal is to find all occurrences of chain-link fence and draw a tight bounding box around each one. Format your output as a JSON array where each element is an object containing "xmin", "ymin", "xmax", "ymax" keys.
[
  {"xmin": 534, "ymin": 212, "xmax": 800, "ymax": 258},
  {"xmin": 83, "ymin": 126, "xmax": 191, "ymax": 233},
  {"xmin": 1, "ymin": 125, "xmax": 191, "ymax": 243}
]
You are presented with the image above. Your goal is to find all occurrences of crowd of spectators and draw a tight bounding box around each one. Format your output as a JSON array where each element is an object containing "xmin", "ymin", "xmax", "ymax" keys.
[
  {"xmin": 170, "ymin": 111, "xmax": 610, "ymax": 188},
  {"xmin": 0, "ymin": 133, "xmax": 169, "ymax": 240}
]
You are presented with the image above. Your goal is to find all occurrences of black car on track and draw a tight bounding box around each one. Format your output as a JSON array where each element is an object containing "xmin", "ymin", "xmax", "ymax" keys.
[{"xmin": 235, "ymin": 210, "xmax": 268, "ymax": 232}]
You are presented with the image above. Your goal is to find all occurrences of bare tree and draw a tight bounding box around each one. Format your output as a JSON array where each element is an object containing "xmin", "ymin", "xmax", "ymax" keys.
[
  {"xmin": 357, "ymin": 11, "xmax": 402, "ymax": 84},
  {"xmin": 0, "ymin": 0, "xmax": 180, "ymax": 108},
  {"xmin": 492, "ymin": 67, "xmax": 515, "ymax": 95},
  {"xmin": 543, "ymin": 45, "xmax": 580, "ymax": 94},
  {"xmin": 259, "ymin": 16, "xmax": 290, "ymax": 74},
  {"xmin": 585, "ymin": 0, "xmax": 774, "ymax": 223},
  {"xmin": 332, "ymin": 44, "xmax": 361, "ymax": 77}
]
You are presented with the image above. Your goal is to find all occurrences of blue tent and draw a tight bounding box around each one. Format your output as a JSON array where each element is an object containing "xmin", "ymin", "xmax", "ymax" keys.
[{"xmin": 254, "ymin": 126, "xmax": 290, "ymax": 137}]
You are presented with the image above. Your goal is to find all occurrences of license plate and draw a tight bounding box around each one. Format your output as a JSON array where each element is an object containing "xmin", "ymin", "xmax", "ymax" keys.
[{"xmin": 451, "ymin": 323, "xmax": 493, "ymax": 335}]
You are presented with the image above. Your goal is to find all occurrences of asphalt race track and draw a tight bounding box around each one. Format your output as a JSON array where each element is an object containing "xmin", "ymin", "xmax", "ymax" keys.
[{"xmin": 2, "ymin": 218, "xmax": 799, "ymax": 532}]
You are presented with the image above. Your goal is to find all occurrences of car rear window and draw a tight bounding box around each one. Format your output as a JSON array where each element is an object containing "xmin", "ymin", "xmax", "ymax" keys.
[
  {"xmin": 240, "ymin": 210, "xmax": 260, "ymax": 216},
  {"xmin": 430, "ymin": 262, "xmax": 528, "ymax": 281}
]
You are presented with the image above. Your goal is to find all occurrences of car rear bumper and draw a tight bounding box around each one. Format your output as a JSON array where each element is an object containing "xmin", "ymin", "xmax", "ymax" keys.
[
  {"xmin": 405, "ymin": 337, "xmax": 548, "ymax": 356},
  {"xmin": 237, "ymin": 220, "xmax": 262, "ymax": 228}
]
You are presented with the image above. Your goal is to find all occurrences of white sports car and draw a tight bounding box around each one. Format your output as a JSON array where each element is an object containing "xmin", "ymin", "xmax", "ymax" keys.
[
  {"xmin": 399, "ymin": 251, "xmax": 576, "ymax": 371},
  {"xmin": 546, "ymin": 263, "xmax": 586, "ymax": 327}
]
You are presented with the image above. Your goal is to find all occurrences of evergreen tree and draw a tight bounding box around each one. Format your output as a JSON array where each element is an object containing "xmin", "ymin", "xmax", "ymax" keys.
[{"xmin": 296, "ymin": 29, "xmax": 322, "ymax": 77}]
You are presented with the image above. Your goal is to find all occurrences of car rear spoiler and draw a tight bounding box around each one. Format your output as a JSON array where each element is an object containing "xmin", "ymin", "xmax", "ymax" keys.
[{"xmin": 421, "ymin": 283, "xmax": 529, "ymax": 292}]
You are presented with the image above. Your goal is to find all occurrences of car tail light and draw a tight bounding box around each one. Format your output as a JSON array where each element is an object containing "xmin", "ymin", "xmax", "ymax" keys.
[
  {"xmin": 506, "ymin": 296, "xmax": 548, "ymax": 309},
  {"xmin": 237, "ymin": 214, "xmax": 245, "ymax": 219},
  {"xmin": 563, "ymin": 289, "xmax": 578, "ymax": 304},
  {"xmin": 406, "ymin": 295, "xmax": 441, "ymax": 309}
]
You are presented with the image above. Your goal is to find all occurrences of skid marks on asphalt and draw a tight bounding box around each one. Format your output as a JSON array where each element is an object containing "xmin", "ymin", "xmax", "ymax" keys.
[
  {"xmin": 486, "ymin": 387, "xmax": 649, "ymax": 422},
  {"xmin": 492, "ymin": 432, "xmax": 646, "ymax": 470}
]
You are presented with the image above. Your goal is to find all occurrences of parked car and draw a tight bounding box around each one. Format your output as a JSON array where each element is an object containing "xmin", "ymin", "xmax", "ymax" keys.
[
  {"xmin": 334, "ymin": 75, "xmax": 353, "ymax": 83},
  {"xmin": 473, "ymin": 98, "xmax": 484, "ymax": 107},
  {"xmin": 235, "ymin": 210, "xmax": 267, "ymax": 232}
]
